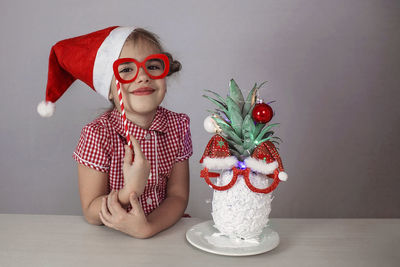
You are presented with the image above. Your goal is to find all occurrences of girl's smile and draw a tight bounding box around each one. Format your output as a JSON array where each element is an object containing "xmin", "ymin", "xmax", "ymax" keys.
[{"xmin": 131, "ymin": 87, "xmax": 156, "ymax": 95}]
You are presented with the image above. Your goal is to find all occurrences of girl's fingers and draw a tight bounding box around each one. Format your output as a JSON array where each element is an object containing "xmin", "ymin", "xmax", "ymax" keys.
[
  {"xmin": 109, "ymin": 190, "xmax": 125, "ymax": 214},
  {"xmin": 99, "ymin": 210, "xmax": 112, "ymax": 228},
  {"xmin": 101, "ymin": 196, "xmax": 112, "ymax": 221},
  {"xmin": 123, "ymin": 145, "xmax": 133, "ymax": 165},
  {"xmin": 129, "ymin": 192, "xmax": 145, "ymax": 216},
  {"xmin": 106, "ymin": 191, "xmax": 114, "ymax": 214},
  {"xmin": 124, "ymin": 135, "xmax": 146, "ymax": 165},
  {"xmin": 107, "ymin": 190, "xmax": 120, "ymax": 215},
  {"xmin": 129, "ymin": 135, "xmax": 145, "ymax": 159}
]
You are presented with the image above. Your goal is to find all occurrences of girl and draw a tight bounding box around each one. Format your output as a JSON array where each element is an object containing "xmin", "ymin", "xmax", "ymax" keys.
[{"xmin": 37, "ymin": 26, "xmax": 192, "ymax": 238}]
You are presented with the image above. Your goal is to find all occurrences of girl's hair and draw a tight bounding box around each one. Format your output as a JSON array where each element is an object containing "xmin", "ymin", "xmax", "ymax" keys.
[{"xmin": 126, "ymin": 28, "xmax": 182, "ymax": 75}]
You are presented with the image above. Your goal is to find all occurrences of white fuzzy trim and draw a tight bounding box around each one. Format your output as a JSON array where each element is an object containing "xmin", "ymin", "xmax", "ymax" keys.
[
  {"xmin": 278, "ymin": 171, "xmax": 288, "ymax": 181},
  {"xmin": 37, "ymin": 101, "xmax": 55, "ymax": 117},
  {"xmin": 93, "ymin": 26, "xmax": 136, "ymax": 99},
  {"xmin": 202, "ymin": 156, "xmax": 238, "ymax": 170},
  {"xmin": 244, "ymin": 157, "xmax": 278, "ymax": 174}
]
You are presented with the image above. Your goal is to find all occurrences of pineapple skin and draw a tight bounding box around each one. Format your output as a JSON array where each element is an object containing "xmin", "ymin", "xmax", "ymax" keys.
[{"xmin": 211, "ymin": 170, "xmax": 273, "ymax": 240}]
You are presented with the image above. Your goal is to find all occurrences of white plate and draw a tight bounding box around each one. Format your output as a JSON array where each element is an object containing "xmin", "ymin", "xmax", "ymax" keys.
[{"xmin": 186, "ymin": 220, "xmax": 279, "ymax": 256}]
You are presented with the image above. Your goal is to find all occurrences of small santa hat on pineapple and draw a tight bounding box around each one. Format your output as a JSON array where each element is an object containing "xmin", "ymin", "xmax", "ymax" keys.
[
  {"xmin": 37, "ymin": 26, "xmax": 136, "ymax": 117},
  {"xmin": 200, "ymin": 134, "xmax": 238, "ymax": 170},
  {"xmin": 245, "ymin": 140, "xmax": 288, "ymax": 181}
]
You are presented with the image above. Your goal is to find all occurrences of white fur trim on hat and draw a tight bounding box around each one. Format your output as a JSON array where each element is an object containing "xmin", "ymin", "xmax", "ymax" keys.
[
  {"xmin": 278, "ymin": 171, "xmax": 288, "ymax": 181},
  {"xmin": 202, "ymin": 156, "xmax": 238, "ymax": 170},
  {"xmin": 244, "ymin": 157, "xmax": 278, "ymax": 175},
  {"xmin": 93, "ymin": 26, "xmax": 136, "ymax": 99},
  {"xmin": 37, "ymin": 101, "xmax": 55, "ymax": 117}
]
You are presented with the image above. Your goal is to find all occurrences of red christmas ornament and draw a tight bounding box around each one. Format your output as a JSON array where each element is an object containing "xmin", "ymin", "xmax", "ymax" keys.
[{"xmin": 252, "ymin": 102, "xmax": 273, "ymax": 123}]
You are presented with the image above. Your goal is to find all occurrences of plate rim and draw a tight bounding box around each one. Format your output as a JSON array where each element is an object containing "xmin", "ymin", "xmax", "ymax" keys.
[{"xmin": 186, "ymin": 220, "xmax": 279, "ymax": 256}]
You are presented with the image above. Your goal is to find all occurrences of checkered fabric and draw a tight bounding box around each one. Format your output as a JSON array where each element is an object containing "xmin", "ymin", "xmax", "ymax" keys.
[{"xmin": 73, "ymin": 106, "xmax": 193, "ymax": 215}]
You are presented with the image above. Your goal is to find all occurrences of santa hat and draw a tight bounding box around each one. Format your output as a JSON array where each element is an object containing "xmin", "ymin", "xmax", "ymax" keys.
[
  {"xmin": 199, "ymin": 134, "xmax": 238, "ymax": 170},
  {"xmin": 244, "ymin": 140, "xmax": 288, "ymax": 181},
  {"xmin": 37, "ymin": 26, "xmax": 136, "ymax": 117}
]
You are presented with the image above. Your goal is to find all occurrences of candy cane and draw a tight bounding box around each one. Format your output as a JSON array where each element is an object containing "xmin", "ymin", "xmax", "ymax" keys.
[{"xmin": 116, "ymin": 81, "xmax": 134, "ymax": 162}]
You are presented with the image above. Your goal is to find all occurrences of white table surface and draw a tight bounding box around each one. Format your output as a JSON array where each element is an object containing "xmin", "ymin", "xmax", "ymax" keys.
[{"xmin": 0, "ymin": 214, "xmax": 399, "ymax": 267}]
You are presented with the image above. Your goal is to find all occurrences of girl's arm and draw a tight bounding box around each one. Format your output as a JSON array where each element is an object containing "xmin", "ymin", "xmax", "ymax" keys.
[
  {"xmin": 78, "ymin": 135, "xmax": 150, "ymax": 225},
  {"xmin": 98, "ymin": 159, "xmax": 190, "ymax": 238},
  {"xmin": 78, "ymin": 164, "xmax": 108, "ymax": 225},
  {"xmin": 77, "ymin": 164, "xmax": 137, "ymax": 225},
  {"xmin": 145, "ymin": 159, "xmax": 190, "ymax": 237}
]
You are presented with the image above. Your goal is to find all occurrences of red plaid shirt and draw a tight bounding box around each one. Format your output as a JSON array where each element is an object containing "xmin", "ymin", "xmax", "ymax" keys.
[{"xmin": 73, "ymin": 106, "xmax": 193, "ymax": 215}]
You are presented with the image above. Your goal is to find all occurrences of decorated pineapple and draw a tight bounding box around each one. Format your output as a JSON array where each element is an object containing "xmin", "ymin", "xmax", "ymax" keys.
[{"xmin": 200, "ymin": 79, "xmax": 288, "ymax": 241}]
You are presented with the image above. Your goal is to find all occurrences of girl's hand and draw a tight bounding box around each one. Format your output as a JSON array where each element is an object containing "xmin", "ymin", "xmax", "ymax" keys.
[
  {"xmin": 123, "ymin": 136, "xmax": 150, "ymax": 196},
  {"xmin": 99, "ymin": 190, "xmax": 152, "ymax": 238}
]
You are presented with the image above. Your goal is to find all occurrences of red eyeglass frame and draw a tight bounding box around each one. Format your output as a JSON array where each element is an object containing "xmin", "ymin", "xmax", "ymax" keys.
[
  {"xmin": 200, "ymin": 167, "xmax": 281, "ymax": 194},
  {"xmin": 113, "ymin": 53, "xmax": 170, "ymax": 84}
]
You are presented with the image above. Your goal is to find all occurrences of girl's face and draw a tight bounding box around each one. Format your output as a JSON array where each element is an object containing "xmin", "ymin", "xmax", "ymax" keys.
[{"xmin": 109, "ymin": 40, "xmax": 167, "ymax": 117}]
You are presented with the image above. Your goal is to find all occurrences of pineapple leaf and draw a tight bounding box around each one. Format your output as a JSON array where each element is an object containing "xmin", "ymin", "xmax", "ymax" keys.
[
  {"xmin": 213, "ymin": 116, "xmax": 242, "ymax": 144},
  {"xmin": 254, "ymin": 122, "xmax": 265, "ymax": 138},
  {"xmin": 244, "ymin": 142, "xmax": 256, "ymax": 153},
  {"xmin": 206, "ymin": 109, "xmax": 231, "ymax": 123},
  {"xmin": 204, "ymin": 89, "xmax": 226, "ymax": 104},
  {"xmin": 202, "ymin": 95, "xmax": 228, "ymax": 114},
  {"xmin": 218, "ymin": 111, "xmax": 231, "ymax": 123},
  {"xmin": 247, "ymin": 103, "xmax": 256, "ymax": 121},
  {"xmin": 271, "ymin": 136, "xmax": 283, "ymax": 143},
  {"xmin": 243, "ymin": 140, "xmax": 255, "ymax": 150},
  {"xmin": 255, "ymin": 123, "xmax": 279, "ymax": 143},
  {"xmin": 212, "ymin": 115, "xmax": 230, "ymax": 127},
  {"xmin": 257, "ymin": 81, "xmax": 268, "ymax": 89},
  {"xmin": 229, "ymin": 79, "xmax": 245, "ymax": 111},
  {"xmin": 226, "ymin": 139, "xmax": 245, "ymax": 154},
  {"xmin": 242, "ymin": 83, "xmax": 258, "ymax": 116},
  {"xmin": 226, "ymin": 96, "xmax": 243, "ymax": 138},
  {"xmin": 271, "ymin": 140, "xmax": 280, "ymax": 146},
  {"xmin": 242, "ymin": 114, "xmax": 255, "ymax": 145},
  {"xmin": 265, "ymin": 131, "xmax": 274, "ymax": 138},
  {"xmin": 230, "ymin": 149, "xmax": 242, "ymax": 159},
  {"xmin": 256, "ymin": 136, "xmax": 273, "ymax": 145},
  {"xmin": 242, "ymin": 149, "xmax": 251, "ymax": 158}
]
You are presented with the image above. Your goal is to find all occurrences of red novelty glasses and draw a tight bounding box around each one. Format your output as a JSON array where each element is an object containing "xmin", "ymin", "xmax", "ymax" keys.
[
  {"xmin": 200, "ymin": 167, "xmax": 281, "ymax": 194},
  {"xmin": 113, "ymin": 54, "xmax": 170, "ymax": 84}
]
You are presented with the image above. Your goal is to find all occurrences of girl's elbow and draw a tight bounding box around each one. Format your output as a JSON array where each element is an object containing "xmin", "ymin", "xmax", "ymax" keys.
[
  {"xmin": 86, "ymin": 218, "xmax": 103, "ymax": 226},
  {"xmin": 83, "ymin": 212, "xmax": 103, "ymax": 226},
  {"xmin": 175, "ymin": 195, "xmax": 189, "ymax": 212}
]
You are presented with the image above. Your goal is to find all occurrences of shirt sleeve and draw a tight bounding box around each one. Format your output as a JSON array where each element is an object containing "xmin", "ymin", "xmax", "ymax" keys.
[
  {"xmin": 73, "ymin": 123, "xmax": 111, "ymax": 173},
  {"xmin": 175, "ymin": 114, "xmax": 193, "ymax": 162}
]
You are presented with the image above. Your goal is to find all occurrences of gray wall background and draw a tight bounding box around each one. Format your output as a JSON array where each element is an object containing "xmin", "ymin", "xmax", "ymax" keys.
[{"xmin": 0, "ymin": 0, "xmax": 399, "ymax": 218}]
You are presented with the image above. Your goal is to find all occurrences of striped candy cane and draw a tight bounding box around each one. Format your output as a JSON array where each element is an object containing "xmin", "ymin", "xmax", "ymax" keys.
[{"xmin": 116, "ymin": 81, "xmax": 134, "ymax": 162}]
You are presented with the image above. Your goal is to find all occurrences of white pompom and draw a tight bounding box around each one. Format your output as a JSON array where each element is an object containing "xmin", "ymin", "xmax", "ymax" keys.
[
  {"xmin": 278, "ymin": 171, "xmax": 288, "ymax": 181},
  {"xmin": 37, "ymin": 101, "xmax": 55, "ymax": 117},
  {"xmin": 203, "ymin": 115, "xmax": 217, "ymax": 133}
]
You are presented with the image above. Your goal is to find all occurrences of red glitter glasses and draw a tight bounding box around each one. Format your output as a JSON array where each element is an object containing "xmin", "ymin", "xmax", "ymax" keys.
[
  {"xmin": 200, "ymin": 166, "xmax": 281, "ymax": 194},
  {"xmin": 113, "ymin": 54, "xmax": 170, "ymax": 84}
]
